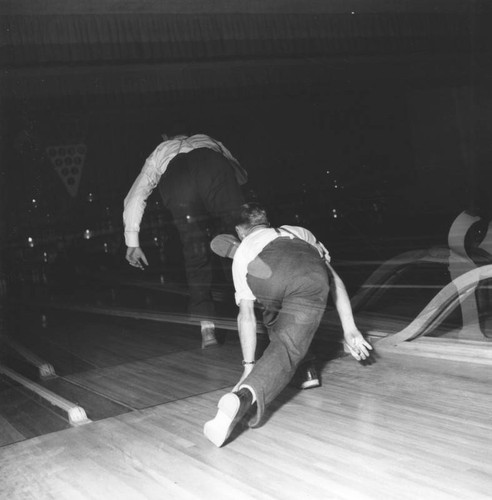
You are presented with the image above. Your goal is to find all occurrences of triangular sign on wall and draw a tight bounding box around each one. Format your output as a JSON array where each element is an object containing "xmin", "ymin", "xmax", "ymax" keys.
[{"xmin": 46, "ymin": 143, "xmax": 87, "ymax": 197}]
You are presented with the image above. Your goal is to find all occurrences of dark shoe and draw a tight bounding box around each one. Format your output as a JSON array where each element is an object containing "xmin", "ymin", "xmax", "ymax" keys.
[
  {"xmin": 201, "ymin": 327, "xmax": 218, "ymax": 349},
  {"xmin": 300, "ymin": 364, "xmax": 320, "ymax": 389},
  {"xmin": 210, "ymin": 234, "xmax": 240, "ymax": 259},
  {"xmin": 203, "ymin": 388, "xmax": 253, "ymax": 447},
  {"xmin": 291, "ymin": 363, "xmax": 320, "ymax": 390}
]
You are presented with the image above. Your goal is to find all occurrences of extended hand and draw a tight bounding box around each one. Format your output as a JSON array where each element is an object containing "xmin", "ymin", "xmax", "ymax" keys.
[
  {"xmin": 343, "ymin": 329, "xmax": 373, "ymax": 361},
  {"xmin": 126, "ymin": 247, "xmax": 149, "ymax": 270},
  {"xmin": 232, "ymin": 364, "xmax": 255, "ymax": 392}
]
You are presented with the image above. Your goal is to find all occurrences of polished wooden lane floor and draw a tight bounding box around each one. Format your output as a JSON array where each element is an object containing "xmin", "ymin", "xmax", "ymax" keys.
[
  {"xmin": 1, "ymin": 346, "xmax": 491, "ymax": 500},
  {"xmin": 2, "ymin": 270, "xmax": 491, "ymax": 498},
  {"xmin": 1, "ymin": 310, "xmax": 247, "ymax": 446}
]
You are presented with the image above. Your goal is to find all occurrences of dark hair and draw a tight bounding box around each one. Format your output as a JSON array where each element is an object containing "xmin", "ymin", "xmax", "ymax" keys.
[{"xmin": 236, "ymin": 202, "xmax": 270, "ymax": 229}]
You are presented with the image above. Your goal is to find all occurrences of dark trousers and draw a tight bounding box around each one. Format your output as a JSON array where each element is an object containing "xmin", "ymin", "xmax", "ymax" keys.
[
  {"xmin": 158, "ymin": 148, "xmax": 244, "ymax": 320},
  {"xmin": 242, "ymin": 238, "xmax": 329, "ymax": 427}
]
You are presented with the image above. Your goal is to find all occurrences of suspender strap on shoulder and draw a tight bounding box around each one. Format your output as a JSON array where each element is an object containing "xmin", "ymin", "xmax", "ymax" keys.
[{"xmin": 276, "ymin": 226, "xmax": 296, "ymax": 238}]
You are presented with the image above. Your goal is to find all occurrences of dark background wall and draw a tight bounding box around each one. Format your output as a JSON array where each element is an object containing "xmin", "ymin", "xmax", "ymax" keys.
[
  {"xmin": 4, "ymin": 81, "xmax": 480, "ymax": 246},
  {"xmin": 1, "ymin": 0, "xmax": 491, "ymax": 292}
]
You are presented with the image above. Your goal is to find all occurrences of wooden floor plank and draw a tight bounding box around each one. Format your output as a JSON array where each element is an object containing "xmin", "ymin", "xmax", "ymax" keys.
[
  {"xmin": 0, "ymin": 378, "xmax": 71, "ymax": 445},
  {"xmin": 40, "ymin": 377, "xmax": 131, "ymax": 421},
  {"xmin": 0, "ymin": 413, "xmax": 25, "ymax": 447},
  {"xmin": 4, "ymin": 285, "xmax": 492, "ymax": 498},
  {"xmin": 1, "ymin": 352, "xmax": 491, "ymax": 500},
  {"xmin": 63, "ymin": 342, "xmax": 244, "ymax": 409},
  {"xmin": 14, "ymin": 312, "xmax": 210, "ymax": 374}
]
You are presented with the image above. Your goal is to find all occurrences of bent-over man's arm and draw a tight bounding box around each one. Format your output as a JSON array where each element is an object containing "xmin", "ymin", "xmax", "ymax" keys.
[
  {"xmin": 234, "ymin": 299, "xmax": 257, "ymax": 389},
  {"xmin": 325, "ymin": 261, "xmax": 372, "ymax": 361}
]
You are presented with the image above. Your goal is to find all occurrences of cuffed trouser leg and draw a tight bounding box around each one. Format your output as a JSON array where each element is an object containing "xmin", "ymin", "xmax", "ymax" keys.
[
  {"xmin": 241, "ymin": 300, "xmax": 326, "ymax": 427},
  {"xmin": 240, "ymin": 236, "xmax": 329, "ymax": 428}
]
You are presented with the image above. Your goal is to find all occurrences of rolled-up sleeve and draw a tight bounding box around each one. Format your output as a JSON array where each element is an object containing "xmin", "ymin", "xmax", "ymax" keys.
[
  {"xmin": 123, "ymin": 158, "xmax": 159, "ymax": 247},
  {"xmin": 122, "ymin": 141, "xmax": 181, "ymax": 247}
]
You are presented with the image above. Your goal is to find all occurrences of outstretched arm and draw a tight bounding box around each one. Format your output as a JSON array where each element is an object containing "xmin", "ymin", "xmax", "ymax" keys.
[
  {"xmin": 123, "ymin": 169, "xmax": 155, "ymax": 270},
  {"xmin": 325, "ymin": 261, "xmax": 372, "ymax": 361},
  {"xmin": 123, "ymin": 140, "xmax": 181, "ymax": 249},
  {"xmin": 123, "ymin": 169, "xmax": 158, "ymax": 249},
  {"xmin": 233, "ymin": 299, "xmax": 257, "ymax": 390}
]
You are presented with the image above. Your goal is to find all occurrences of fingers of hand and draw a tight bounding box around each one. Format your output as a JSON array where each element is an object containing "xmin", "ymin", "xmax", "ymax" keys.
[
  {"xmin": 345, "ymin": 343, "xmax": 360, "ymax": 359},
  {"xmin": 127, "ymin": 258, "xmax": 144, "ymax": 269},
  {"xmin": 347, "ymin": 339, "xmax": 372, "ymax": 360}
]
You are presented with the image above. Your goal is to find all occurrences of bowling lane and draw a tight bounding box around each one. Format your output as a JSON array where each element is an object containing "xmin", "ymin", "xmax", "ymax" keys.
[
  {"xmin": 63, "ymin": 341, "xmax": 244, "ymax": 409},
  {"xmin": 12, "ymin": 309, "xmax": 230, "ymax": 375},
  {"xmin": 7, "ymin": 303, "xmax": 246, "ymax": 413},
  {"xmin": 3, "ymin": 257, "xmax": 490, "ymax": 449},
  {"xmin": 1, "ymin": 286, "xmax": 249, "ymax": 448},
  {"xmin": 0, "ymin": 375, "xmax": 71, "ymax": 447}
]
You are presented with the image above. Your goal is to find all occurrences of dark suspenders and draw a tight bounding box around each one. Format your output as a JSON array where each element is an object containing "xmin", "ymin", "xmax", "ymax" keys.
[
  {"xmin": 275, "ymin": 227, "xmax": 331, "ymax": 264},
  {"xmin": 274, "ymin": 226, "xmax": 296, "ymax": 238}
]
